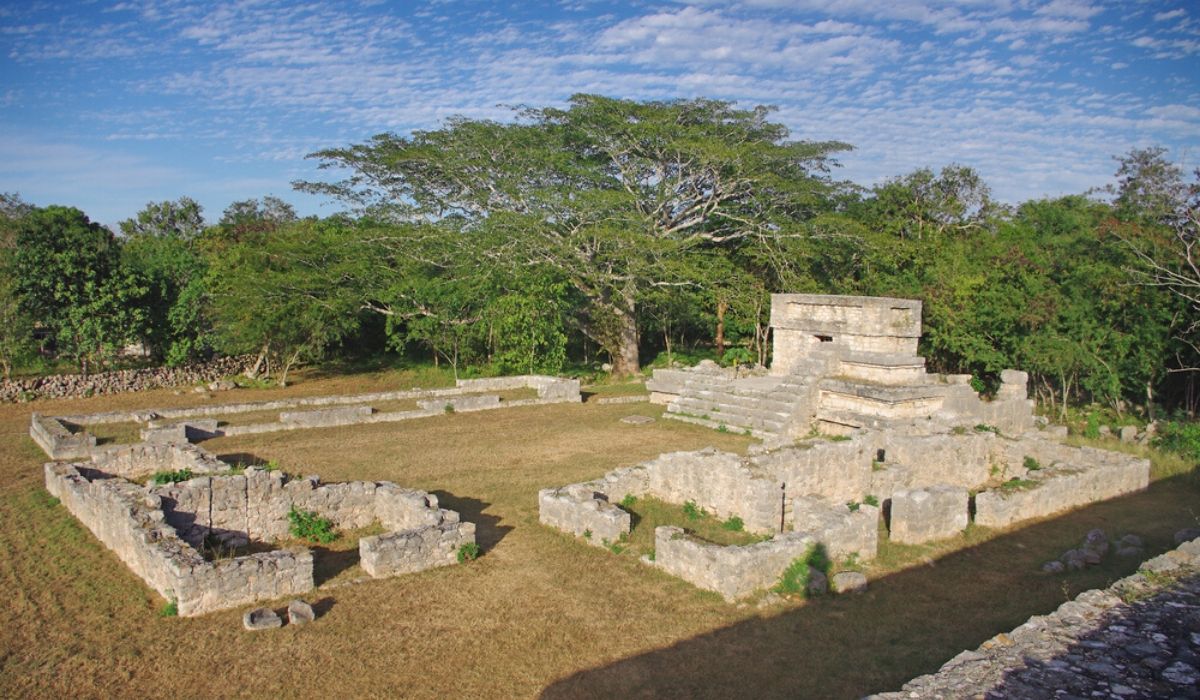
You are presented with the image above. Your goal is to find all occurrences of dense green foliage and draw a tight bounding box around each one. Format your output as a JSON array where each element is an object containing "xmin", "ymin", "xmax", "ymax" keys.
[
  {"xmin": 287, "ymin": 506, "xmax": 338, "ymax": 544},
  {"xmin": 1, "ymin": 97, "xmax": 1197, "ymax": 420}
]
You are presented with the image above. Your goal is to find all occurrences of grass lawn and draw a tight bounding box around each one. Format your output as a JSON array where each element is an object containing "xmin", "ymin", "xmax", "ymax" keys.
[{"xmin": 1, "ymin": 366, "xmax": 1197, "ymax": 698}]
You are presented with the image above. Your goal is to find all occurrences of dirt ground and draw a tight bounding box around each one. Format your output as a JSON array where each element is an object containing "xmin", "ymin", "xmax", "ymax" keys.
[{"xmin": 1, "ymin": 370, "xmax": 1196, "ymax": 699}]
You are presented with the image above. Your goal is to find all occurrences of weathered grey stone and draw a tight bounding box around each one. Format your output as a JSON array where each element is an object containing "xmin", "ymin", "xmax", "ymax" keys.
[
  {"xmin": 243, "ymin": 607, "xmax": 282, "ymax": 631},
  {"xmin": 888, "ymin": 484, "xmax": 968, "ymax": 544},
  {"xmin": 1119, "ymin": 425, "xmax": 1137, "ymax": 443},
  {"xmin": 1062, "ymin": 548, "xmax": 1088, "ymax": 571},
  {"xmin": 1141, "ymin": 554, "xmax": 1180, "ymax": 573},
  {"xmin": 619, "ymin": 415, "xmax": 655, "ymax": 425},
  {"xmin": 1174, "ymin": 528, "xmax": 1200, "ymax": 545},
  {"xmin": 1083, "ymin": 529, "xmax": 1109, "ymax": 560},
  {"xmin": 1042, "ymin": 560, "xmax": 1065, "ymax": 573},
  {"xmin": 287, "ymin": 599, "xmax": 315, "ymax": 626},
  {"xmin": 830, "ymin": 570, "xmax": 867, "ymax": 593},
  {"xmin": 1118, "ymin": 533, "xmax": 1144, "ymax": 549},
  {"xmin": 1098, "ymin": 425, "xmax": 1112, "ymax": 437}
]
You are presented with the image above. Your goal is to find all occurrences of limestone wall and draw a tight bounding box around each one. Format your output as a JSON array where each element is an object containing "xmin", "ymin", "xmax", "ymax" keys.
[
  {"xmin": 974, "ymin": 453, "xmax": 1150, "ymax": 529},
  {"xmin": 790, "ymin": 496, "xmax": 879, "ymax": 559},
  {"xmin": 538, "ymin": 485, "xmax": 631, "ymax": 545},
  {"xmin": 360, "ymin": 520, "xmax": 475, "ymax": 577},
  {"xmin": 653, "ymin": 527, "xmax": 817, "ymax": 601},
  {"xmin": 751, "ymin": 440, "xmax": 874, "ymax": 504},
  {"xmin": 44, "ymin": 462, "xmax": 313, "ymax": 617},
  {"xmin": 770, "ymin": 294, "xmax": 922, "ymax": 374},
  {"xmin": 96, "ymin": 442, "xmax": 228, "ymax": 480},
  {"xmin": 30, "ymin": 414, "xmax": 95, "ymax": 460},
  {"xmin": 280, "ymin": 405, "xmax": 373, "ymax": 428},
  {"xmin": 456, "ymin": 375, "xmax": 581, "ymax": 402},
  {"xmin": 154, "ymin": 468, "xmax": 450, "ymax": 547},
  {"xmin": 642, "ymin": 449, "xmax": 780, "ymax": 533}
]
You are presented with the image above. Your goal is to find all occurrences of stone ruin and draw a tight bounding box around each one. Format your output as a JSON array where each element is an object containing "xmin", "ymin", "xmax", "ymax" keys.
[
  {"xmin": 648, "ymin": 294, "xmax": 1033, "ymax": 438},
  {"xmin": 31, "ymin": 375, "xmax": 581, "ymax": 460},
  {"xmin": 542, "ymin": 294, "xmax": 1151, "ymax": 601},
  {"xmin": 44, "ymin": 441, "xmax": 475, "ymax": 617}
]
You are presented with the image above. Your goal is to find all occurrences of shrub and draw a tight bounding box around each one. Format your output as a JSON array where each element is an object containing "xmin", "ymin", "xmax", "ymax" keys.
[
  {"xmin": 619, "ymin": 494, "xmax": 637, "ymax": 509},
  {"xmin": 159, "ymin": 599, "xmax": 178, "ymax": 617},
  {"xmin": 456, "ymin": 542, "xmax": 480, "ymax": 563},
  {"xmin": 444, "ymin": 403, "xmax": 455, "ymax": 414},
  {"xmin": 1083, "ymin": 412, "xmax": 1100, "ymax": 439},
  {"xmin": 846, "ymin": 501, "xmax": 861, "ymax": 512},
  {"xmin": 1154, "ymin": 420, "xmax": 1200, "ymax": 462},
  {"xmin": 721, "ymin": 516, "xmax": 744, "ymax": 532},
  {"xmin": 1023, "ymin": 456, "xmax": 1042, "ymax": 471},
  {"xmin": 716, "ymin": 424, "xmax": 729, "ymax": 433},
  {"xmin": 974, "ymin": 424, "xmax": 999, "ymax": 434},
  {"xmin": 863, "ymin": 494, "xmax": 879, "ymax": 507},
  {"xmin": 583, "ymin": 529, "xmax": 592, "ymax": 540},
  {"xmin": 151, "ymin": 468, "xmax": 194, "ymax": 486},
  {"xmin": 287, "ymin": 506, "xmax": 337, "ymax": 543},
  {"xmin": 682, "ymin": 500, "xmax": 702, "ymax": 520}
]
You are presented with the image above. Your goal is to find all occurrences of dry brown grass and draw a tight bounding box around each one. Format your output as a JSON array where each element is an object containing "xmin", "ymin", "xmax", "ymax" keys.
[{"xmin": 1, "ymin": 368, "xmax": 1197, "ymax": 699}]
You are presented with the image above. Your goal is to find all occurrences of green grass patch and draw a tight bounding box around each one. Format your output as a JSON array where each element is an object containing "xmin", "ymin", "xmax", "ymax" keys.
[
  {"xmin": 773, "ymin": 543, "xmax": 831, "ymax": 598},
  {"xmin": 1000, "ymin": 477, "xmax": 1038, "ymax": 491},
  {"xmin": 1023, "ymin": 456, "xmax": 1042, "ymax": 471}
]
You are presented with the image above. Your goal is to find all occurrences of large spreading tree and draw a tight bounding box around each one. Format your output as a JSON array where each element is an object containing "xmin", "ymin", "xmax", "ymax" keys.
[{"xmin": 297, "ymin": 94, "xmax": 849, "ymax": 375}]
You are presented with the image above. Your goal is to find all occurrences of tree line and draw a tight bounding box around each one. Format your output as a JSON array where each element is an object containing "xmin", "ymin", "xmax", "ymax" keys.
[{"xmin": 1, "ymin": 95, "xmax": 1196, "ymax": 415}]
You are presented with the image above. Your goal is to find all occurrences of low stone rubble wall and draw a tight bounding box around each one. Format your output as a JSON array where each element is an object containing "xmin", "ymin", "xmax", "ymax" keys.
[
  {"xmin": 790, "ymin": 496, "xmax": 879, "ymax": 559},
  {"xmin": 456, "ymin": 375, "xmax": 581, "ymax": 402},
  {"xmin": 2, "ymin": 355, "xmax": 252, "ymax": 403},
  {"xmin": 653, "ymin": 527, "xmax": 817, "ymax": 601},
  {"xmin": 868, "ymin": 537, "xmax": 1200, "ymax": 699},
  {"xmin": 643, "ymin": 449, "xmax": 779, "ymax": 532}
]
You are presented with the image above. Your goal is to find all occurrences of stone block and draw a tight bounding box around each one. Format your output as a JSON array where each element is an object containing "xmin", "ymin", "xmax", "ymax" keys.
[
  {"xmin": 279, "ymin": 405, "xmax": 372, "ymax": 427},
  {"xmin": 417, "ymin": 394, "xmax": 500, "ymax": 412},
  {"xmin": 243, "ymin": 607, "xmax": 282, "ymax": 631},
  {"xmin": 287, "ymin": 599, "xmax": 315, "ymax": 626},
  {"xmin": 619, "ymin": 415, "xmax": 655, "ymax": 425},
  {"xmin": 888, "ymin": 484, "xmax": 968, "ymax": 545},
  {"xmin": 1118, "ymin": 426, "xmax": 1137, "ymax": 443},
  {"xmin": 831, "ymin": 571, "xmax": 868, "ymax": 593}
]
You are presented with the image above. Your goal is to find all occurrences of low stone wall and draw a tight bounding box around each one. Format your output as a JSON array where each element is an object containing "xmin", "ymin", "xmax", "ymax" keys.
[
  {"xmin": 360, "ymin": 520, "xmax": 475, "ymax": 577},
  {"xmin": 974, "ymin": 452, "xmax": 1150, "ymax": 529},
  {"xmin": 456, "ymin": 375, "xmax": 582, "ymax": 402},
  {"xmin": 643, "ymin": 449, "xmax": 780, "ymax": 533},
  {"xmin": 3, "ymin": 355, "xmax": 252, "ymax": 403},
  {"xmin": 141, "ymin": 419, "xmax": 219, "ymax": 444},
  {"xmin": 653, "ymin": 527, "xmax": 817, "ymax": 601},
  {"xmin": 279, "ymin": 405, "xmax": 373, "ymax": 428},
  {"xmin": 46, "ymin": 442, "xmax": 473, "ymax": 616},
  {"xmin": 790, "ymin": 496, "xmax": 879, "ymax": 559},
  {"xmin": 30, "ymin": 413, "xmax": 95, "ymax": 460},
  {"xmin": 45, "ymin": 461, "xmax": 313, "ymax": 617},
  {"xmin": 417, "ymin": 394, "xmax": 500, "ymax": 412},
  {"xmin": 538, "ymin": 485, "xmax": 631, "ymax": 546},
  {"xmin": 96, "ymin": 442, "xmax": 229, "ymax": 480}
]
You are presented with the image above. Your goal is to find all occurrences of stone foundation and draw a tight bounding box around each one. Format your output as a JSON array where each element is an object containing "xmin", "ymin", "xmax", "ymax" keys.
[
  {"xmin": 654, "ymin": 527, "xmax": 817, "ymax": 601},
  {"xmin": 45, "ymin": 443, "xmax": 474, "ymax": 617}
]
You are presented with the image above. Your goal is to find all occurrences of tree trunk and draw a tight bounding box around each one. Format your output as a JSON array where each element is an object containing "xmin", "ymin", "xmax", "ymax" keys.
[
  {"xmin": 610, "ymin": 304, "xmax": 640, "ymax": 377},
  {"xmin": 715, "ymin": 299, "xmax": 728, "ymax": 360},
  {"xmin": 245, "ymin": 343, "xmax": 268, "ymax": 379}
]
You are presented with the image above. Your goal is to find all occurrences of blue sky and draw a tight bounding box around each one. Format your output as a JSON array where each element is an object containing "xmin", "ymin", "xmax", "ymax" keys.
[{"xmin": 1, "ymin": 0, "xmax": 1197, "ymax": 227}]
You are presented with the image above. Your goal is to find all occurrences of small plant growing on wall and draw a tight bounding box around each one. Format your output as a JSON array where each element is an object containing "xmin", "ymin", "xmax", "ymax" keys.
[
  {"xmin": 682, "ymin": 500, "xmax": 702, "ymax": 520},
  {"xmin": 456, "ymin": 542, "xmax": 480, "ymax": 562},
  {"xmin": 159, "ymin": 599, "xmax": 178, "ymax": 617},
  {"xmin": 287, "ymin": 506, "xmax": 337, "ymax": 543},
  {"xmin": 619, "ymin": 494, "xmax": 637, "ymax": 509},
  {"xmin": 773, "ymin": 543, "xmax": 830, "ymax": 598},
  {"xmin": 721, "ymin": 515, "xmax": 744, "ymax": 532},
  {"xmin": 151, "ymin": 468, "xmax": 194, "ymax": 486}
]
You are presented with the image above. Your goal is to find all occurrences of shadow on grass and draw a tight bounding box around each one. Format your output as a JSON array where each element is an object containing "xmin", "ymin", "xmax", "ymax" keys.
[
  {"xmin": 540, "ymin": 473, "xmax": 1200, "ymax": 700},
  {"xmin": 310, "ymin": 545, "xmax": 361, "ymax": 587},
  {"xmin": 431, "ymin": 490, "xmax": 513, "ymax": 555}
]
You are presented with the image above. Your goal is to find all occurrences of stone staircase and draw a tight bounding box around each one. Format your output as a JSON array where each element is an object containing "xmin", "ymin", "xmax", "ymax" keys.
[{"xmin": 665, "ymin": 374, "xmax": 816, "ymax": 439}]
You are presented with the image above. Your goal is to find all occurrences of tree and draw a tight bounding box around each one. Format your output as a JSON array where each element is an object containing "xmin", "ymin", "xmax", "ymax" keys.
[
  {"xmin": 13, "ymin": 206, "xmax": 144, "ymax": 374},
  {"xmin": 214, "ymin": 196, "xmax": 298, "ymax": 244},
  {"xmin": 0, "ymin": 194, "xmax": 35, "ymax": 379},
  {"xmin": 120, "ymin": 198, "xmax": 212, "ymax": 364},
  {"xmin": 208, "ymin": 219, "xmax": 361, "ymax": 386},
  {"xmin": 298, "ymin": 95, "xmax": 850, "ymax": 376}
]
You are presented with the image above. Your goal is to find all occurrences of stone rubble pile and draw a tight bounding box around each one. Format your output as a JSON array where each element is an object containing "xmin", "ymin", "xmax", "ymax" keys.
[
  {"xmin": 868, "ymin": 534, "xmax": 1200, "ymax": 700},
  {"xmin": 1, "ymin": 355, "xmax": 252, "ymax": 402}
]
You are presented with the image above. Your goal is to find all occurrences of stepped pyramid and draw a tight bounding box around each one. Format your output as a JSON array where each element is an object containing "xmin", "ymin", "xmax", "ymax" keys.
[{"xmin": 648, "ymin": 294, "xmax": 1033, "ymax": 439}]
